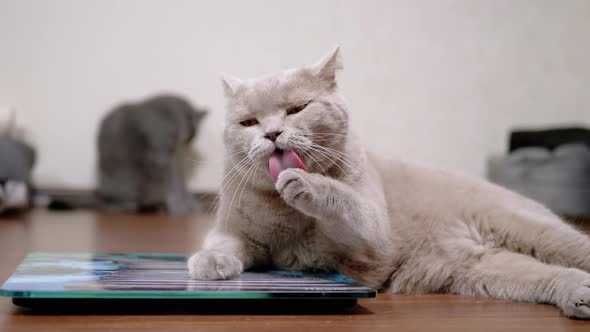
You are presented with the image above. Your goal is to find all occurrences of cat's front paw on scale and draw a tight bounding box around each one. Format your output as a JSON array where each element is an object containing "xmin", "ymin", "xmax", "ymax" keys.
[
  {"xmin": 188, "ymin": 251, "xmax": 243, "ymax": 280},
  {"xmin": 276, "ymin": 168, "xmax": 313, "ymax": 206}
]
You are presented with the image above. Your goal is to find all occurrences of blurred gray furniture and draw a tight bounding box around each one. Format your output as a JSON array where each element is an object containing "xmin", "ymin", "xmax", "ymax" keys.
[{"xmin": 488, "ymin": 143, "xmax": 590, "ymax": 217}]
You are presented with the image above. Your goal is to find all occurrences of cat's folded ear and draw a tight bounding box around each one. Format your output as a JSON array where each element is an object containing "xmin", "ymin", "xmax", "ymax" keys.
[
  {"xmin": 311, "ymin": 46, "xmax": 343, "ymax": 87},
  {"xmin": 221, "ymin": 74, "xmax": 243, "ymax": 97}
]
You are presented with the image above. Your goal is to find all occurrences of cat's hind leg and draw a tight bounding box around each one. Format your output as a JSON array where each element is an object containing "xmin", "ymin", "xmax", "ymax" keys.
[
  {"xmin": 451, "ymin": 248, "xmax": 590, "ymax": 319},
  {"xmin": 478, "ymin": 209, "xmax": 590, "ymax": 272}
]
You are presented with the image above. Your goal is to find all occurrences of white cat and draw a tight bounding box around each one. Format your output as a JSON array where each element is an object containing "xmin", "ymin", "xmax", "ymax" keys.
[{"xmin": 188, "ymin": 48, "xmax": 590, "ymax": 319}]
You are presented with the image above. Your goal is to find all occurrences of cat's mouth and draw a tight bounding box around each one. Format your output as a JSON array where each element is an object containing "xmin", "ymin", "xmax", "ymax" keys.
[{"xmin": 268, "ymin": 149, "xmax": 307, "ymax": 182}]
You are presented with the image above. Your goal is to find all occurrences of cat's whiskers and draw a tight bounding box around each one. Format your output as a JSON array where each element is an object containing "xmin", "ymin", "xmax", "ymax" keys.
[
  {"xmin": 310, "ymin": 133, "xmax": 349, "ymax": 140},
  {"xmin": 314, "ymin": 136, "xmax": 346, "ymax": 143},
  {"xmin": 287, "ymin": 133, "xmax": 355, "ymax": 175},
  {"xmin": 308, "ymin": 140, "xmax": 356, "ymax": 160},
  {"xmin": 298, "ymin": 148, "xmax": 328, "ymax": 176},
  {"xmin": 219, "ymin": 157, "xmax": 254, "ymax": 222},
  {"xmin": 197, "ymin": 147, "xmax": 251, "ymax": 209},
  {"xmin": 317, "ymin": 145, "xmax": 356, "ymax": 162},
  {"xmin": 310, "ymin": 134, "xmax": 347, "ymax": 143},
  {"xmin": 311, "ymin": 132, "xmax": 349, "ymax": 136},
  {"xmin": 223, "ymin": 147, "xmax": 252, "ymax": 159},
  {"xmin": 310, "ymin": 135, "xmax": 349, "ymax": 148},
  {"xmin": 207, "ymin": 155, "xmax": 252, "ymax": 213},
  {"xmin": 214, "ymin": 158, "xmax": 252, "ymax": 205},
  {"xmin": 223, "ymin": 158, "xmax": 257, "ymax": 230},
  {"xmin": 321, "ymin": 148, "xmax": 361, "ymax": 174},
  {"xmin": 218, "ymin": 158, "xmax": 250, "ymax": 190},
  {"xmin": 309, "ymin": 133, "xmax": 350, "ymax": 150},
  {"xmin": 238, "ymin": 160, "xmax": 260, "ymax": 209},
  {"xmin": 307, "ymin": 143, "xmax": 361, "ymax": 174},
  {"xmin": 305, "ymin": 145, "xmax": 349, "ymax": 176},
  {"xmin": 286, "ymin": 136, "xmax": 328, "ymax": 175}
]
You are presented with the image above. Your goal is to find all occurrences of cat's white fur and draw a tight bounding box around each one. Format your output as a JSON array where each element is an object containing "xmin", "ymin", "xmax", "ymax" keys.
[{"xmin": 189, "ymin": 48, "xmax": 590, "ymax": 318}]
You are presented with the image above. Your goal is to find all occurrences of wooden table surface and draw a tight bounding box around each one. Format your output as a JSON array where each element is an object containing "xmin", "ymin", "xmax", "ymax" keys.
[{"xmin": 0, "ymin": 210, "xmax": 589, "ymax": 331}]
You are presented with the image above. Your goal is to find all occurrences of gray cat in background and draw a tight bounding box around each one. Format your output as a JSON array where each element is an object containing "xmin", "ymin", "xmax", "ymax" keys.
[{"xmin": 97, "ymin": 94, "xmax": 207, "ymax": 214}]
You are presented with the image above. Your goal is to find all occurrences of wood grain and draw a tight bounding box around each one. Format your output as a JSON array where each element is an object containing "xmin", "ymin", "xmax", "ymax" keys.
[{"xmin": 0, "ymin": 210, "xmax": 589, "ymax": 331}]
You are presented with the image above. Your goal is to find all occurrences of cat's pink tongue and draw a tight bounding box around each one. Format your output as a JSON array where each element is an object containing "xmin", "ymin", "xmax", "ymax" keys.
[{"xmin": 269, "ymin": 150, "xmax": 307, "ymax": 182}]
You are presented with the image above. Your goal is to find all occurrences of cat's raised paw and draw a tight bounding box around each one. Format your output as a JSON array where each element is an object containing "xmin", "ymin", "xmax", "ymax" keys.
[
  {"xmin": 187, "ymin": 251, "xmax": 243, "ymax": 280},
  {"xmin": 276, "ymin": 169, "xmax": 314, "ymax": 207}
]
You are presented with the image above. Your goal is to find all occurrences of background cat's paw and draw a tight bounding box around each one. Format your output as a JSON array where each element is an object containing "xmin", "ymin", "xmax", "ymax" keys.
[
  {"xmin": 559, "ymin": 279, "xmax": 590, "ymax": 319},
  {"xmin": 276, "ymin": 169, "xmax": 314, "ymax": 207},
  {"xmin": 187, "ymin": 251, "xmax": 243, "ymax": 280}
]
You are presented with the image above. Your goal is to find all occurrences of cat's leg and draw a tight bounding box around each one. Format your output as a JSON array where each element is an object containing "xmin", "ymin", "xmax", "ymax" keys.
[
  {"xmin": 165, "ymin": 156, "xmax": 196, "ymax": 215},
  {"xmin": 188, "ymin": 229, "xmax": 267, "ymax": 280},
  {"xmin": 97, "ymin": 171, "xmax": 140, "ymax": 213},
  {"xmin": 451, "ymin": 248, "xmax": 590, "ymax": 319},
  {"xmin": 99, "ymin": 200, "xmax": 139, "ymax": 213},
  {"xmin": 275, "ymin": 169, "xmax": 394, "ymax": 286},
  {"xmin": 165, "ymin": 183, "xmax": 196, "ymax": 215},
  {"xmin": 96, "ymin": 191, "xmax": 139, "ymax": 213},
  {"xmin": 275, "ymin": 169, "xmax": 390, "ymax": 246},
  {"xmin": 481, "ymin": 209, "xmax": 590, "ymax": 272}
]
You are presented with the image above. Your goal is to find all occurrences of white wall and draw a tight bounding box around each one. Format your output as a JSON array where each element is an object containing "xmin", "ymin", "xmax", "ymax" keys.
[{"xmin": 1, "ymin": 0, "xmax": 589, "ymax": 192}]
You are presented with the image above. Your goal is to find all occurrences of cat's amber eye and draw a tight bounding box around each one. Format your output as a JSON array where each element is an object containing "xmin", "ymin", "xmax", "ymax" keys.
[
  {"xmin": 286, "ymin": 102, "xmax": 310, "ymax": 116},
  {"xmin": 240, "ymin": 118, "xmax": 259, "ymax": 127}
]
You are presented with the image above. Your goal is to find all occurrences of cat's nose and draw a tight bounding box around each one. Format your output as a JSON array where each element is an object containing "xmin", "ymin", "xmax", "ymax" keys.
[{"xmin": 264, "ymin": 130, "xmax": 283, "ymax": 142}]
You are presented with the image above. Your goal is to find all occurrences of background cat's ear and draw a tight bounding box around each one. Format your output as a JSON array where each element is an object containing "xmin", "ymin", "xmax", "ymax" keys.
[
  {"xmin": 186, "ymin": 108, "xmax": 208, "ymax": 143},
  {"xmin": 193, "ymin": 108, "xmax": 208, "ymax": 123},
  {"xmin": 221, "ymin": 74, "xmax": 243, "ymax": 97},
  {"xmin": 312, "ymin": 46, "xmax": 343, "ymax": 84}
]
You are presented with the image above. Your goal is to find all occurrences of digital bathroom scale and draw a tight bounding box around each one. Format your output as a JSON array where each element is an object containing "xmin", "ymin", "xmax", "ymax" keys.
[{"xmin": 0, "ymin": 253, "xmax": 376, "ymax": 312}]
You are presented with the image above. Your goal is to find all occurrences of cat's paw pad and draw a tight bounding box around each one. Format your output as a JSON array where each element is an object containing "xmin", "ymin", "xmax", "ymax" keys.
[
  {"xmin": 560, "ymin": 280, "xmax": 590, "ymax": 319},
  {"xmin": 276, "ymin": 169, "xmax": 313, "ymax": 205},
  {"xmin": 187, "ymin": 251, "xmax": 243, "ymax": 280}
]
